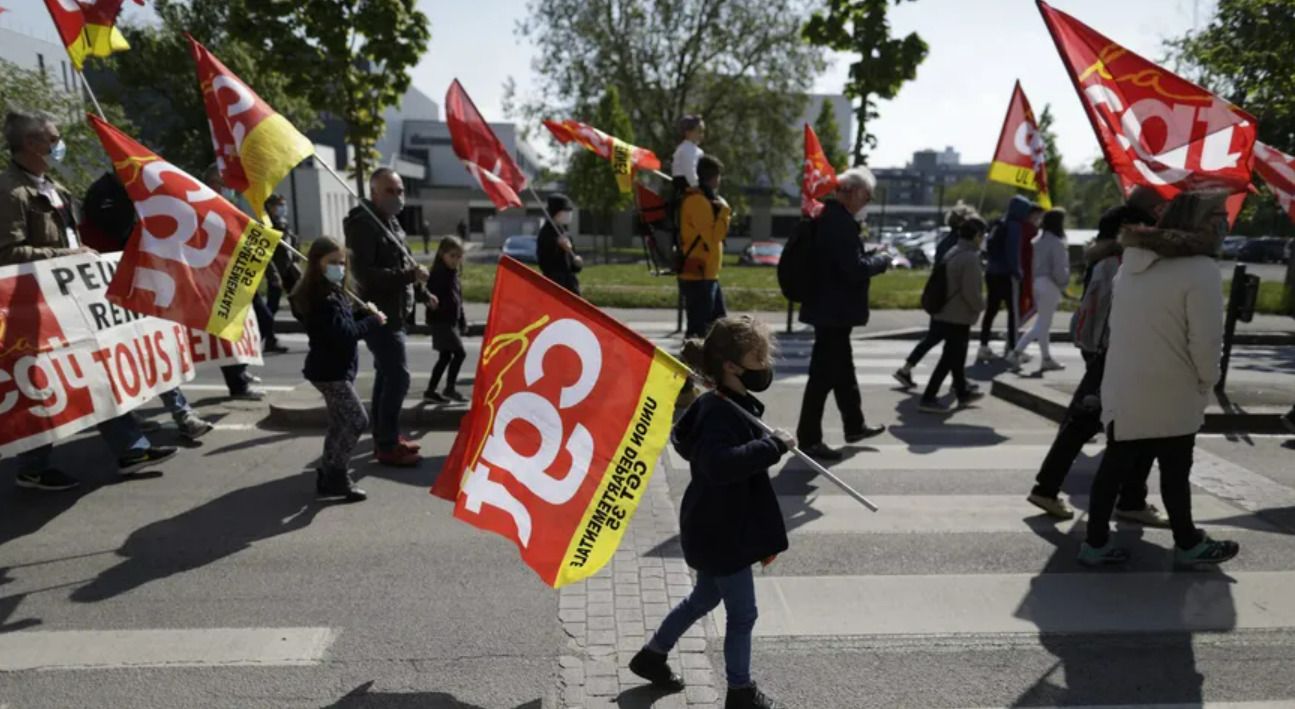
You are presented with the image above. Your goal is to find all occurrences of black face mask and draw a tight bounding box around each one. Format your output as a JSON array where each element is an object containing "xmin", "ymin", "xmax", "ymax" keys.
[{"xmin": 738, "ymin": 367, "xmax": 773, "ymax": 393}]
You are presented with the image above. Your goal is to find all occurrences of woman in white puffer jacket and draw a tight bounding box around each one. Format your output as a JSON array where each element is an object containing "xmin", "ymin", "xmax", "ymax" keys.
[{"xmin": 1010, "ymin": 209, "xmax": 1070, "ymax": 371}]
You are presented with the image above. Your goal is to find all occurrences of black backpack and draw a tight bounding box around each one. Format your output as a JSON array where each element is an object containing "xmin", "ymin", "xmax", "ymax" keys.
[
  {"xmin": 920, "ymin": 259, "xmax": 950, "ymax": 315},
  {"xmin": 777, "ymin": 216, "xmax": 817, "ymax": 302},
  {"xmin": 984, "ymin": 218, "xmax": 1008, "ymax": 263}
]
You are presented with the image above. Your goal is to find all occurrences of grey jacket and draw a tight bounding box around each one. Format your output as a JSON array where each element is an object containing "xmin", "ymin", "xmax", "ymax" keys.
[
  {"xmin": 1070, "ymin": 238, "xmax": 1121, "ymax": 353},
  {"xmin": 1032, "ymin": 230, "xmax": 1070, "ymax": 290},
  {"xmin": 0, "ymin": 164, "xmax": 79, "ymax": 265},
  {"xmin": 932, "ymin": 241, "xmax": 985, "ymax": 326}
]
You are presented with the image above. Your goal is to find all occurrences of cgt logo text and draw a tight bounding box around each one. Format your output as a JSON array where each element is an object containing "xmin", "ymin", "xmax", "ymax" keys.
[{"xmin": 460, "ymin": 318, "xmax": 603, "ymax": 546}]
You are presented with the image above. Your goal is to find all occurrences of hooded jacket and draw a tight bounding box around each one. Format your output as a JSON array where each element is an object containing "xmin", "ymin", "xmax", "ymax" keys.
[
  {"xmin": 985, "ymin": 195, "xmax": 1033, "ymax": 278},
  {"xmin": 1101, "ymin": 221, "xmax": 1224, "ymax": 441},
  {"xmin": 671, "ymin": 388, "xmax": 789, "ymax": 576}
]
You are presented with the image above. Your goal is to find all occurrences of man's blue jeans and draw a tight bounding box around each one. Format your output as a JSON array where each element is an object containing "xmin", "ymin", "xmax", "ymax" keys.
[
  {"xmin": 647, "ymin": 566, "xmax": 756, "ymax": 688},
  {"xmin": 159, "ymin": 388, "xmax": 192, "ymax": 422},
  {"xmin": 364, "ymin": 326, "xmax": 409, "ymax": 452},
  {"xmin": 17, "ymin": 414, "xmax": 149, "ymax": 475},
  {"xmin": 681, "ymin": 279, "xmax": 727, "ymax": 339}
]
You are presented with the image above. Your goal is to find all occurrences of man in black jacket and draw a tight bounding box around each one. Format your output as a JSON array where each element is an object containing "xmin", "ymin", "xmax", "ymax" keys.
[
  {"xmin": 796, "ymin": 167, "xmax": 891, "ymax": 461},
  {"xmin": 345, "ymin": 168, "xmax": 434, "ymax": 467},
  {"xmin": 536, "ymin": 193, "xmax": 582, "ymax": 294}
]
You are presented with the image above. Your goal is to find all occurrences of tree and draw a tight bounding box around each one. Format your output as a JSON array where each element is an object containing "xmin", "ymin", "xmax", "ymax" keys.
[
  {"xmin": 104, "ymin": 0, "xmax": 318, "ymax": 176},
  {"xmin": 514, "ymin": 0, "xmax": 824, "ymax": 195},
  {"xmin": 0, "ymin": 60, "xmax": 130, "ymax": 197},
  {"xmin": 234, "ymin": 0, "xmax": 431, "ymax": 196},
  {"xmin": 566, "ymin": 87, "xmax": 635, "ymax": 235},
  {"xmin": 942, "ymin": 177, "xmax": 1018, "ymax": 221},
  {"xmin": 803, "ymin": 0, "xmax": 928, "ymax": 166},
  {"xmin": 1035, "ymin": 104, "xmax": 1072, "ymax": 210},
  {"xmin": 813, "ymin": 100, "xmax": 848, "ymax": 172}
]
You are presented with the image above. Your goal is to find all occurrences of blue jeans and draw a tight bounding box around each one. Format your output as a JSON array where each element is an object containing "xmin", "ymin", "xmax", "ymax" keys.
[
  {"xmin": 159, "ymin": 388, "xmax": 192, "ymax": 422},
  {"xmin": 364, "ymin": 326, "xmax": 409, "ymax": 451},
  {"xmin": 18, "ymin": 414, "xmax": 149, "ymax": 475},
  {"xmin": 648, "ymin": 566, "xmax": 756, "ymax": 688},
  {"xmin": 681, "ymin": 280, "xmax": 726, "ymax": 339}
]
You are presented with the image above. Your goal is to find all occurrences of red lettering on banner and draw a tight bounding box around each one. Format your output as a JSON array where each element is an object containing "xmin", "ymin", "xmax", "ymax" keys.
[
  {"xmin": 189, "ymin": 330, "xmax": 207, "ymax": 364},
  {"xmin": 154, "ymin": 331, "xmax": 174, "ymax": 383},
  {"xmin": 90, "ymin": 348, "xmax": 124, "ymax": 404},
  {"xmin": 175, "ymin": 325, "xmax": 194, "ymax": 374},
  {"xmin": 135, "ymin": 336, "xmax": 159, "ymax": 389},
  {"xmin": 114, "ymin": 343, "xmax": 142, "ymax": 399}
]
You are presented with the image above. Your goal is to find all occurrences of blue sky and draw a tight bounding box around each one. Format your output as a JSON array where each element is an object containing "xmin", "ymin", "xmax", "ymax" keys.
[{"xmin": 2, "ymin": 0, "xmax": 1209, "ymax": 171}]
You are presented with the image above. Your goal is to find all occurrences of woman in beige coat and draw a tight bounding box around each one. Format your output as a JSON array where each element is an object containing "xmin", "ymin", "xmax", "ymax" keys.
[
  {"xmin": 1080, "ymin": 191, "xmax": 1238, "ymax": 568},
  {"xmin": 918, "ymin": 217, "xmax": 988, "ymax": 413}
]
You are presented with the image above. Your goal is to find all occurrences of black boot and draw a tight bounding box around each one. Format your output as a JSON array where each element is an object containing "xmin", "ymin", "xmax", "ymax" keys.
[
  {"xmin": 628, "ymin": 647, "xmax": 685, "ymax": 691},
  {"xmin": 320, "ymin": 468, "xmax": 366, "ymax": 502},
  {"xmin": 725, "ymin": 683, "xmax": 783, "ymax": 709}
]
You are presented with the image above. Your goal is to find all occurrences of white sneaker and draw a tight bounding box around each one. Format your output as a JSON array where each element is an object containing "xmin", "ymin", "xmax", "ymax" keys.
[
  {"xmin": 1005, "ymin": 351, "xmax": 1024, "ymax": 371},
  {"xmin": 1040, "ymin": 358, "xmax": 1065, "ymax": 372},
  {"xmin": 976, "ymin": 346, "xmax": 997, "ymax": 361},
  {"xmin": 1016, "ymin": 350, "xmax": 1034, "ymax": 364}
]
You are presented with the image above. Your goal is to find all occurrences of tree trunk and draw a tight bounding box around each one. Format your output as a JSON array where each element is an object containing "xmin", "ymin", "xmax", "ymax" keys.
[
  {"xmin": 852, "ymin": 103, "xmax": 867, "ymax": 167},
  {"xmin": 353, "ymin": 145, "xmax": 367, "ymax": 201}
]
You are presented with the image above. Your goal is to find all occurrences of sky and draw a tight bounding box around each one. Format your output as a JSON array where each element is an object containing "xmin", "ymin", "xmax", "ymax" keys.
[{"xmin": 1, "ymin": 0, "xmax": 1211, "ymax": 171}]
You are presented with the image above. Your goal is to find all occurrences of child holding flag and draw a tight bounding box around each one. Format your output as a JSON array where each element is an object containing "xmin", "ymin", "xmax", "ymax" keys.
[
  {"xmin": 291, "ymin": 238, "xmax": 386, "ymax": 503},
  {"xmin": 629, "ymin": 315, "xmax": 792, "ymax": 709},
  {"xmin": 422, "ymin": 236, "xmax": 469, "ymax": 403}
]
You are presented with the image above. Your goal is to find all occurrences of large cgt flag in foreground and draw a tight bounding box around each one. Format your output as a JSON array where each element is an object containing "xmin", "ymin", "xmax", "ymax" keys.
[
  {"xmin": 988, "ymin": 81, "xmax": 1052, "ymax": 209},
  {"xmin": 90, "ymin": 115, "xmax": 282, "ymax": 341},
  {"xmin": 188, "ymin": 35, "xmax": 313, "ymax": 221},
  {"xmin": 43, "ymin": 0, "xmax": 142, "ymax": 70},
  {"xmin": 431, "ymin": 257, "xmax": 690, "ymax": 588},
  {"xmin": 1038, "ymin": 0, "xmax": 1256, "ymax": 201},
  {"xmin": 544, "ymin": 119, "xmax": 662, "ymax": 193},
  {"xmin": 1254, "ymin": 142, "xmax": 1295, "ymax": 225},
  {"xmin": 447, "ymin": 80, "xmax": 528, "ymax": 210},
  {"xmin": 802, "ymin": 123, "xmax": 838, "ymax": 218}
]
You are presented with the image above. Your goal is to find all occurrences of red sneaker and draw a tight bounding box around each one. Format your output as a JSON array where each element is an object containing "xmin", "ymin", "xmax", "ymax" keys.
[
  {"xmin": 376, "ymin": 448, "xmax": 420, "ymax": 467},
  {"xmin": 398, "ymin": 436, "xmax": 421, "ymax": 452}
]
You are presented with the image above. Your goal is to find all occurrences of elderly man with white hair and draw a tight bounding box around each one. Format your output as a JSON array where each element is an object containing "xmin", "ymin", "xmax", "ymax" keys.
[{"xmin": 795, "ymin": 167, "xmax": 892, "ymax": 462}]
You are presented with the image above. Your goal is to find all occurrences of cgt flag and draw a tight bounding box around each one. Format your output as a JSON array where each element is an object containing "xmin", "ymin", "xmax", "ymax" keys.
[
  {"xmin": 1038, "ymin": 1, "xmax": 1256, "ymax": 201},
  {"xmin": 988, "ymin": 81, "xmax": 1052, "ymax": 209},
  {"xmin": 43, "ymin": 0, "xmax": 142, "ymax": 70},
  {"xmin": 188, "ymin": 35, "xmax": 313, "ymax": 222},
  {"xmin": 431, "ymin": 257, "xmax": 690, "ymax": 588},
  {"xmin": 447, "ymin": 80, "xmax": 528, "ymax": 210},
  {"xmin": 802, "ymin": 123, "xmax": 838, "ymax": 218},
  {"xmin": 1254, "ymin": 142, "xmax": 1295, "ymax": 225},
  {"xmin": 90, "ymin": 114, "xmax": 282, "ymax": 341},
  {"xmin": 543, "ymin": 119, "xmax": 662, "ymax": 194}
]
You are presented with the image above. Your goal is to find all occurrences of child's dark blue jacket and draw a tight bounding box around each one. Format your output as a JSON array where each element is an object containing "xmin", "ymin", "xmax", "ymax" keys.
[
  {"xmin": 671, "ymin": 388, "xmax": 789, "ymax": 576},
  {"xmin": 302, "ymin": 291, "xmax": 379, "ymax": 382}
]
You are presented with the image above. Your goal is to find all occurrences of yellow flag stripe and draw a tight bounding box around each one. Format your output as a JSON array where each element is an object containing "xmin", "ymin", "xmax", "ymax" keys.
[
  {"xmin": 205, "ymin": 221, "xmax": 283, "ymax": 341},
  {"xmin": 553, "ymin": 351, "xmax": 688, "ymax": 588},
  {"xmin": 987, "ymin": 161, "xmax": 1039, "ymax": 191},
  {"xmin": 239, "ymin": 113, "xmax": 314, "ymax": 221}
]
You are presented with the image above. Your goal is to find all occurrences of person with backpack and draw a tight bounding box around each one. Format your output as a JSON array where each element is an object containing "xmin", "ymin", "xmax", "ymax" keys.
[
  {"xmin": 894, "ymin": 204, "xmax": 978, "ymax": 389},
  {"xmin": 1027, "ymin": 187, "xmax": 1168, "ymax": 524},
  {"xmin": 1007, "ymin": 208, "xmax": 1071, "ymax": 372},
  {"xmin": 977, "ymin": 196, "xmax": 1042, "ymax": 361},
  {"xmin": 917, "ymin": 217, "xmax": 988, "ymax": 413},
  {"xmin": 795, "ymin": 168, "xmax": 891, "ymax": 462},
  {"xmin": 678, "ymin": 155, "xmax": 732, "ymax": 338}
]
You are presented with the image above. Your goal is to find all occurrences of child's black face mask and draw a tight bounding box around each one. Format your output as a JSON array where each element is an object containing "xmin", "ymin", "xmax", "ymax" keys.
[{"xmin": 738, "ymin": 367, "xmax": 773, "ymax": 393}]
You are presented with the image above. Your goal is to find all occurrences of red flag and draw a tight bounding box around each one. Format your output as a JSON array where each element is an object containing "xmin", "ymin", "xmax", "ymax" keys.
[
  {"xmin": 634, "ymin": 183, "xmax": 668, "ymax": 226},
  {"xmin": 988, "ymin": 81, "xmax": 1052, "ymax": 209},
  {"xmin": 544, "ymin": 118, "xmax": 660, "ymax": 193},
  {"xmin": 1254, "ymin": 142, "xmax": 1295, "ymax": 225},
  {"xmin": 430, "ymin": 257, "xmax": 690, "ymax": 588},
  {"xmin": 446, "ymin": 80, "xmax": 527, "ymax": 210},
  {"xmin": 1037, "ymin": 1, "xmax": 1256, "ymax": 200},
  {"xmin": 43, "ymin": 0, "xmax": 90, "ymax": 69},
  {"xmin": 89, "ymin": 114, "xmax": 283, "ymax": 341},
  {"xmin": 802, "ymin": 124, "xmax": 838, "ymax": 218}
]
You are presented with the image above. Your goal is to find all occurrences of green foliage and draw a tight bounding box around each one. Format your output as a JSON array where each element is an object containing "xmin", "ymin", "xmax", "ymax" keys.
[
  {"xmin": 1035, "ymin": 104, "xmax": 1072, "ymax": 211},
  {"xmin": 566, "ymin": 87, "xmax": 634, "ymax": 230},
  {"xmin": 515, "ymin": 0, "xmax": 824, "ymax": 194},
  {"xmin": 1068, "ymin": 159, "xmax": 1124, "ymax": 229},
  {"xmin": 942, "ymin": 177, "xmax": 1019, "ymax": 222},
  {"xmin": 233, "ymin": 0, "xmax": 431, "ymax": 195},
  {"xmin": 803, "ymin": 0, "xmax": 928, "ymax": 166},
  {"xmin": 813, "ymin": 100, "xmax": 848, "ymax": 171},
  {"xmin": 0, "ymin": 60, "xmax": 130, "ymax": 197},
  {"xmin": 105, "ymin": 0, "xmax": 318, "ymax": 175}
]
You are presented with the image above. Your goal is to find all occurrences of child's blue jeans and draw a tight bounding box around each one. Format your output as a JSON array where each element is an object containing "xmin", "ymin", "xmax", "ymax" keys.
[{"xmin": 647, "ymin": 565, "xmax": 756, "ymax": 687}]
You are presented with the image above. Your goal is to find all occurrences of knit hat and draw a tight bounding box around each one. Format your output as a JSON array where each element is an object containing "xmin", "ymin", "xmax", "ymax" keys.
[{"xmin": 547, "ymin": 193, "xmax": 574, "ymax": 214}]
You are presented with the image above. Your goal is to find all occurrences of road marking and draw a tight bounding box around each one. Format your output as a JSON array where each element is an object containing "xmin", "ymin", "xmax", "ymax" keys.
[
  {"xmin": 713, "ymin": 571, "xmax": 1295, "ymax": 638},
  {"xmin": 182, "ymin": 384, "xmax": 296, "ymax": 393},
  {"xmin": 776, "ymin": 494, "xmax": 1264, "ymax": 534},
  {"xmin": 775, "ymin": 444, "xmax": 1102, "ymax": 469},
  {"xmin": 960, "ymin": 703, "xmax": 1295, "ymax": 709},
  {"xmin": 0, "ymin": 628, "xmax": 335, "ymax": 671}
]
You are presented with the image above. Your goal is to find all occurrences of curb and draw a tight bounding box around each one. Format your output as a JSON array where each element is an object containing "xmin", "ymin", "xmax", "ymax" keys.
[{"xmin": 991, "ymin": 377, "xmax": 1292, "ymax": 434}]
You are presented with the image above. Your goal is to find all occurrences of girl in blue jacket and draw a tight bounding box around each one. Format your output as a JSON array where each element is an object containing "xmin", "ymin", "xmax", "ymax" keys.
[
  {"xmin": 290, "ymin": 238, "xmax": 385, "ymax": 502},
  {"xmin": 629, "ymin": 315, "xmax": 795, "ymax": 709}
]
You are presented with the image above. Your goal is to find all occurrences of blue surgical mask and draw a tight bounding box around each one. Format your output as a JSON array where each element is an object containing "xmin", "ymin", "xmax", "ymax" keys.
[
  {"xmin": 324, "ymin": 263, "xmax": 345, "ymax": 285},
  {"xmin": 50, "ymin": 139, "xmax": 67, "ymax": 163}
]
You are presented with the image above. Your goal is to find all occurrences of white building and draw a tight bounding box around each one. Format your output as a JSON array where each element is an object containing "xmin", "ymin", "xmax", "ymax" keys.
[{"xmin": 0, "ymin": 26, "xmax": 78, "ymax": 94}]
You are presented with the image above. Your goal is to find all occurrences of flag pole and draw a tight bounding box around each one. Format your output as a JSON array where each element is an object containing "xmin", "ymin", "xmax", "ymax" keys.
[
  {"xmin": 76, "ymin": 71, "xmax": 107, "ymax": 121},
  {"xmin": 314, "ymin": 155, "xmax": 421, "ymax": 270}
]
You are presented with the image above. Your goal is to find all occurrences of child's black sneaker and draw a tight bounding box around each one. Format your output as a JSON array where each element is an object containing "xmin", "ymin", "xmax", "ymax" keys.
[
  {"xmin": 628, "ymin": 647, "xmax": 684, "ymax": 691},
  {"xmin": 423, "ymin": 391, "xmax": 448, "ymax": 404},
  {"xmin": 725, "ymin": 683, "xmax": 784, "ymax": 709},
  {"xmin": 443, "ymin": 389, "xmax": 468, "ymax": 403}
]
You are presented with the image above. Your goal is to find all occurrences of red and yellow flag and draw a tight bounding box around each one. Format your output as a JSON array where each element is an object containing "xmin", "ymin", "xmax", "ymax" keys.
[
  {"xmin": 544, "ymin": 119, "xmax": 661, "ymax": 194},
  {"xmin": 42, "ymin": 0, "xmax": 140, "ymax": 70},
  {"xmin": 988, "ymin": 81, "xmax": 1052, "ymax": 209},
  {"xmin": 1254, "ymin": 142, "xmax": 1295, "ymax": 225},
  {"xmin": 431, "ymin": 257, "xmax": 689, "ymax": 588},
  {"xmin": 187, "ymin": 35, "xmax": 313, "ymax": 221},
  {"xmin": 802, "ymin": 123, "xmax": 838, "ymax": 218},
  {"xmin": 90, "ymin": 114, "xmax": 282, "ymax": 341}
]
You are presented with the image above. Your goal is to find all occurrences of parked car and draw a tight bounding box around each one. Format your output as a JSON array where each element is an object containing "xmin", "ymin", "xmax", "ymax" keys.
[
  {"xmin": 502, "ymin": 235, "xmax": 538, "ymax": 264},
  {"xmin": 1220, "ymin": 235, "xmax": 1246, "ymax": 260},
  {"xmin": 739, "ymin": 240, "xmax": 783, "ymax": 267},
  {"xmin": 1238, "ymin": 237, "xmax": 1290, "ymax": 264}
]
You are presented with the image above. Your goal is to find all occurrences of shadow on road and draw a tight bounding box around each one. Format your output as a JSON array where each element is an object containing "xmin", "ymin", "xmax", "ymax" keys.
[{"xmin": 324, "ymin": 681, "xmax": 542, "ymax": 708}]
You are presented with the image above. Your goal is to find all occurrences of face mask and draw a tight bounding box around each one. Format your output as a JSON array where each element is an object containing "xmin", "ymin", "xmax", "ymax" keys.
[
  {"xmin": 853, "ymin": 204, "xmax": 869, "ymax": 222},
  {"xmin": 555, "ymin": 211, "xmax": 572, "ymax": 226},
  {"xmin": 324, "ymin": 263, "xmax": 345, "ymax": 285},
  {"xmin": 738, "ymin": 367, "xmax": 773, "ymax": 393},
  {"xmin": 222, "ymin": 188, "xmax": 237, "ymax": 201},
  {"xmin": 49, "ymin": 139, "xmax": 67, "ymax": 163},
  {"xmin": 273, "ymin": 206, "xmax": 288, "ymax": 221},
  {"xmin": 379, "ymin": 195, "xmax": 405, "ymax": 216}
]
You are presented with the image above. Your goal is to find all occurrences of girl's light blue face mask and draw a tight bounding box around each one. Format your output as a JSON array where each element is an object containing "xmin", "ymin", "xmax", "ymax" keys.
[
  {"xmin": 50, "ymin": 139, "xmax": 67, "ymax": 163},
  {"xmin": 325, "ymin": 264, "xmax": 345, "ymax": 285}
]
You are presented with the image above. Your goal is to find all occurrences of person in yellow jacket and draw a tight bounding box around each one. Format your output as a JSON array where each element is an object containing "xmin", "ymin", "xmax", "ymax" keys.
[{"xmin": 678, "ymin": 155, "xmax": 732, "ymax": 338}]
